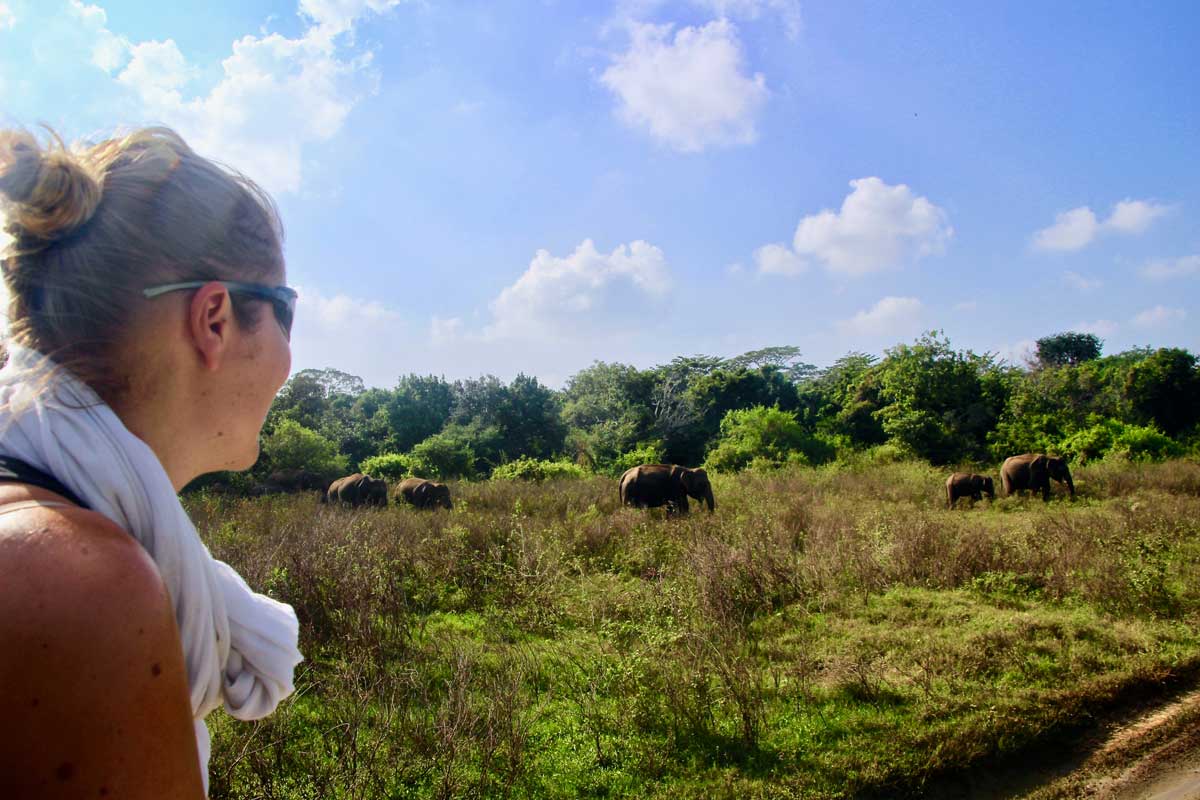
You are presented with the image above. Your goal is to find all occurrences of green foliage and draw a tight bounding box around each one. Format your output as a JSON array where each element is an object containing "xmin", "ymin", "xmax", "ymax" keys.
[
  {"xmin": 357, "ymin": 452, "xmax": 414, "ymax": 480},
  {"xmin": 609, "ymin": 440, "xmax": 668, "ymax": 476},
  {"xmin": 260, "ymin": 419, "xmax": 348, "ymax": 475},
  {"xmin": 1035, "ymin": 331, "xmax": 1103, "ymax": 368},
  {"xmin": 873, "ymin": 332, "xmax": 1009, "ymax": 464},
  {"xmin": 1124, "ymin": 348, "xmax": 1200, "ymax": 436},
  {"xmin": 705, "ymin": 405, "xmax": 835, "ymax": 472},
  {"xmin": 407, "ymin": 427, "xmax": 479, "ymax": 480},
  {"xmin": 490, "ymin": 457, "xmax": 589, "ymax": 481}
]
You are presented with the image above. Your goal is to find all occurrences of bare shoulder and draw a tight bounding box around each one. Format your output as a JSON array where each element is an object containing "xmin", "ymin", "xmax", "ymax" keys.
[{"xmin": 0, "ymin": 493, "xmax": 204, "ymax": 798}]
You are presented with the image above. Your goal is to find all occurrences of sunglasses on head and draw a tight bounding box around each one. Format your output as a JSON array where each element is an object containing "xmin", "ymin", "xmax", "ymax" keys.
[{"xmin": 142, "ymin": 280, "xmax": 298, "ymax": 338}]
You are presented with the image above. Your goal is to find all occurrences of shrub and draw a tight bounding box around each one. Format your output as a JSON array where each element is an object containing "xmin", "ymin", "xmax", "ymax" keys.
[
  {"xmin": 608, "ymin": 441, "xmax": 668, "ymax": 476},
  {"xmin": 1111, "ymin": 424, "xmax": 1185, "ymax": 461},
  {"xmin": 705, "ymin": 406, "xmax": 835, "ymax": 473},
  {"xmin": 407, "ymin": 431, "xmax": 477, "ymax": 480},
  {"xmin": 490, "ymin": 457, "xmax": 589, "ymax": 481},
  {"xmin": 358, "ymin": 452, "xmax": 414, "ymax": 481},
  {"xmin": 261, "ymin": 419, "xmax": 348, "ymax": 476}
]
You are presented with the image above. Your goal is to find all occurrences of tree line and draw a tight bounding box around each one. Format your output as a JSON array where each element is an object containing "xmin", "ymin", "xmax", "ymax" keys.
[{"xmin": 195, "ymin": 332, "xmax": 1200, "ymax": 490}]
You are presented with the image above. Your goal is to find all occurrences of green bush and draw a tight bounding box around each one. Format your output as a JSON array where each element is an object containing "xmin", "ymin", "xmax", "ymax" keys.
[
  {"xmin": 358, "ymin": 452, "xmax": 414, "ymax": 480},
  {"xmin": 261, "ymin": 419, "xmax": 348, "ymax": 476},
  {"xmin": 608, "ymin": 440, "xmax": 668, "ymax": 476},
  {"xmin": 1059, "ymin": 420, "xmax": 1183, "ymax": 463},
  {"xmin": 407, "ymin": 431, "xmax": 477, "ymax": 480},
  {"xmin": 490, "ymin": 457, "xmax": 589, "ymax": 481},
  {"xmin": 705, "ymin": 406, "xmax": 835, "ymax": 473}
]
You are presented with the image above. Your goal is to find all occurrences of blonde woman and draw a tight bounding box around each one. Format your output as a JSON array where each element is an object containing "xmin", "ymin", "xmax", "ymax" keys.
[{"xmin": 0, "ymin": 128, "xmax": 302, "ymax": 798}]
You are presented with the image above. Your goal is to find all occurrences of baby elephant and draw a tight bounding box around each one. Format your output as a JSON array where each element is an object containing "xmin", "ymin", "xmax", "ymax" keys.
[
  {"xmin": 395, "ymin": 477, "xmax": 453, "ymax": 510},
  {"xmin": 946, "ymin": 472, "xmax": 994, "ymax": 508}
]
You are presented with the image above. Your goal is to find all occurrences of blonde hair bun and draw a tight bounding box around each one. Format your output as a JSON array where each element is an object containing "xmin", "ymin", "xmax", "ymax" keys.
[{"xmin": 0, "ymin": 130, "xmax": 102, "ymax": 243}]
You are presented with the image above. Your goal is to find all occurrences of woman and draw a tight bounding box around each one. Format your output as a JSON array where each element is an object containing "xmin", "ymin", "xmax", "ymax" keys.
[{"xmin": 0, "ymin": 128, "xmax": 302, "ymax": 798}]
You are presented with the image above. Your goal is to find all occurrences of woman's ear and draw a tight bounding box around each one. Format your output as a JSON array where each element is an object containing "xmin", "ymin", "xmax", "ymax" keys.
[{"xmin": 186, "ymin": 281, "xmax": 235, "ymax": 371}]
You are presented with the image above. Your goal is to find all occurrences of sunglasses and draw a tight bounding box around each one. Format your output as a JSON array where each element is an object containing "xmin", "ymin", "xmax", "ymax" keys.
[{"xmin": 143, "ymin": 280, "xmax": 298, "ymax": 338}]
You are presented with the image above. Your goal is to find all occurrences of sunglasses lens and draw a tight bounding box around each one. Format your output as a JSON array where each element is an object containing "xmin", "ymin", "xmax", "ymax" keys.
[{"xmin": 273, "ymin": 299, "xmax": 294, "ymax": 337}]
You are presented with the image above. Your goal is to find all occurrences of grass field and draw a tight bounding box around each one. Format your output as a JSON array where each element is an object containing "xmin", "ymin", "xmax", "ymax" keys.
[{"xmin": 191, "ymin": 459, "xmax": 1200, "ymax": 799}]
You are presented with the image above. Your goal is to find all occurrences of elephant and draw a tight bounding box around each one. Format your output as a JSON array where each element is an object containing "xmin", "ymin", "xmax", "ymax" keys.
[
  {"xmin": 619, "ymin": 464, "xmax": 714, "ymax": 516},
  {"xmin": 946, "ymin": 472, "xmax": 995, "ymax": 508},
  {"xmin": 324, "ymin": 473, "xmax": 388, "ymax": 507},
  {"xmin": 394, "ymin": 477, "xmax": 453, "ymax": 510},
  {"xmin": 261, "ymin": 469, "xmax": 330, "ymax": 494},
  {"xmin": 1001, "ymin": 454, "xmax": 1075, "ymax": 501}
]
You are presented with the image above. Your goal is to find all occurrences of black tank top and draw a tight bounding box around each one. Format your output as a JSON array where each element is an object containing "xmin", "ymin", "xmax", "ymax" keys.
[{"xmin": 0, "ymin": 456, "xmax": 88, "ymax": 509}]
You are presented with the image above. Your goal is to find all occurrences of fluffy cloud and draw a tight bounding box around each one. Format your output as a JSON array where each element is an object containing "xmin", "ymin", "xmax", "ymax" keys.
[
  {"xmin": 1032, "ymin": 199, "xmax": 1170, "ymax": 252},
  {"xmin": 836, "ymin": 296, "xmax": 923, "ymax": 337},
  {"xmin": 1131, "ymin": 305, "xmax": 1186, "ymax": 328},
  {"xmin": 485, "ymin": 239, "xmax": 671, "ymax": 340},
  {"xmin": 693, "ymin": 0, "xmax": 802, "ymax": 38},
  {"xmin": 753, "ymin": 242, "xmax": 806, "ymax": 276},
  {"xmin": 288, "ymin": 286, "xmax": 406, "ymax": 387},
  {"xmin": 759, "ymin": 177, "xmax": 951, "ymax": 277},
  {"xmin": 1062, "ymin": 270, "xmax": 1103, "ymax": 291},
  {"xmin": 64, "ymin": 0, "xmax": 397, "ymax": 194},
  {"xmin": 996, "ymin": 338, "xmax": 1037, "ymax": 367},
  {"xmin": 299, "ymin": 0, "xmax": 403, "ymax": 35},
  {"xmin": 0, "ymin": 3, "xmax": 16, "ymax": 31},
  {"xmin": 1141, "ymin": 255, "xmax": 1200, "ymax": 281},
  {"xmin": 600, "ymin": 19, "xmax": 768, "ymax": 152}
]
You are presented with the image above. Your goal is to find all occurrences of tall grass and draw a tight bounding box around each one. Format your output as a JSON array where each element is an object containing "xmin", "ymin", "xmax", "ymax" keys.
[{"xmin": 195, "ymin": 459, "xmax": 1200, "ymax": 799}]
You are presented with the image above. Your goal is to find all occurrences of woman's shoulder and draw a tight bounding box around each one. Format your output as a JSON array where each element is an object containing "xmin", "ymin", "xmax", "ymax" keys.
[
  {"xmin": 0, "ymin": 484, "xmax": 167, "ymax": 613},
  {"xmin": 0, "ymin": 485, "xmax": 205, "ymax": 798}
]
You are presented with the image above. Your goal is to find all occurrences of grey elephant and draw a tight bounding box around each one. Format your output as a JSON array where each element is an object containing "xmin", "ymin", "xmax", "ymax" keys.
[
  {"xmin": 946, "ymin": 472, "xmax": 994, "ymax": 508},
  {"xmin": 619, "ymin": 464, "xmax": 714, "ymax": 516},
  {"xmin": 395, "ymin": 477, "xmax": 453, "ymax": 510},
  {"xmin": 1001, "ymin": 454, "xmax": 1075, "ymax": 501},
  {"xmin": 324, "ymin": 473, "xmax": 388, "ymax": 507}
]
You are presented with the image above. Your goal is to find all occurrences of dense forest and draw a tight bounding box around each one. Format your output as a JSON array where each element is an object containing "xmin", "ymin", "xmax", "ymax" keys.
[{"xmin": 204, "ymin": 331, "xmax": 1200, "ymax": 491}]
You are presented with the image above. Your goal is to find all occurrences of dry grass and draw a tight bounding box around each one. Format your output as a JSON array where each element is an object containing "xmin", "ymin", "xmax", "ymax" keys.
[{"xmin": 193, "ymin": 459, "xmax": 1200, "ymax": 799}]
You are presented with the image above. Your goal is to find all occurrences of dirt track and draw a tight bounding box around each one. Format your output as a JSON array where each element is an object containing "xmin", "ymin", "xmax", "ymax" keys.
[{"xmin": 920, "ymin": 684, "xmax": 1200, "ymax": 800}]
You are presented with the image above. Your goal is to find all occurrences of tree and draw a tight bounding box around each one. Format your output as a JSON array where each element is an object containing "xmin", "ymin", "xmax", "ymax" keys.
[
  {"xmin": 705, "ymin": 406, "xmax": 834, "ymax": 472},
  {"xmin": 1124, "ymin": 348, "xmax": 1200, "ymax": 436},
  {"xmin": 1035, "ymin": 332, "xmax": 1103, "ymax": 368},
  {"xmin": 261, "ymin": 419, "xmax": 348, "ymax": 476},
  {"xmin": 561, "ymin": 361, "xmax": 657, "ymax": 470},
  {"xmin": 725, "ymin": 346, "xmax": 819, "ymax": 382}
]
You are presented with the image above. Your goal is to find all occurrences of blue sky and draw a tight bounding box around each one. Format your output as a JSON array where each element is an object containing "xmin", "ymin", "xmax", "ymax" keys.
[{"xmin": 2, "ymin": 0, "xmax": 1197, "ymax": 387}]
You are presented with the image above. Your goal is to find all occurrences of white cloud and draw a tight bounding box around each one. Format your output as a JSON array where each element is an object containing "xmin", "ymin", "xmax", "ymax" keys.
[
  {"xmin": 429, "ymin": 315, "xmax": 464, "ymax": 346},
  {"xmin": 954, "ymin": 300, "xmax": 977, "ymax": 312},
  {"xmin": 66, "ymin": 0, "xmax": 129, "ymax": 71},
  {"xmin": 1062, "ymin": 270, "xmax": 1103, "ymax": 291},
  {"xmin": 298, "ymin": 0, "xmax": 404, "ymax": 36},
  {"xmin": 1074, "ymin": 319, "xmax": 1118, "ymax": 337},
  {"xmin": 485, "ymin": 239, "xmax": 671, "ymax": 340},
  {"xmin": 996, "ymin": 338, "xmax": 1037, "ymax": 367},
  {"xmin": 1131, "ymin": 305, "xmax": 1186, "ymax": 328},
  {"xmin": 0, "ymin": 3, "xmax": 16, "ymax": 31},
  {"xmin": 693, "ymin": 0, "xmax": 802, "ymax": 38},
  {"xmin": 1105, "ymin": 199, "xmax": 1170, "ymax": 234},
  {"xmin": 753, "ymin": 242, "xmax": 806, "ymax": 276},
  {"xmin": 1032, "ymin": 207, "xmax": 1099, "ymax": 252},
  {"xmin": 836, "ymin": 296, "xmax": 923, "ymax": 337},
  {"xmin": 1032, "ymin": 199, "xmax": 1171, "ymax": 252},
  {"xmin": 288, "ymin": 286, "xmax": 406, "ymax": 387},
  {"xmin": 784, "ymin": 177, "xmax": 952, "ymax": 277},
  {"xmin": 1141, "ymin": 255, "xmax": 1200, "ymax": 281},
  {"xmin": 600, "ymin": 19, "xmax": 768, "ymax": 152},
  {"xmin": 68, "ymin": 0, "xmax": 398, "ymax": 194}
]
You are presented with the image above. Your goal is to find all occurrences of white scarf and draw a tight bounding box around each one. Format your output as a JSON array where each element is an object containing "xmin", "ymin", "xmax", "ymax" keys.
[{"xmin": 0, "ymin": 345, "xmax": 302, "ymax": 793}]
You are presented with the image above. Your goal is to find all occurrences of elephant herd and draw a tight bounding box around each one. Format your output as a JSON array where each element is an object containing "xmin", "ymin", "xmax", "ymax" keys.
[
  {"xmin": 947, "ymin": 453, "xmax": 1076, "ymax": 508},
  {"xmin": 316, "ymin": 473, "xmax": 454, "ymax": 510},
  {"xmin": 267, "ymin": 464, "xmax": 717, "ymax": 517},
  {"xmin": 268, "ymin": 454, "xmax": 1074, "ymax": 514}
]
